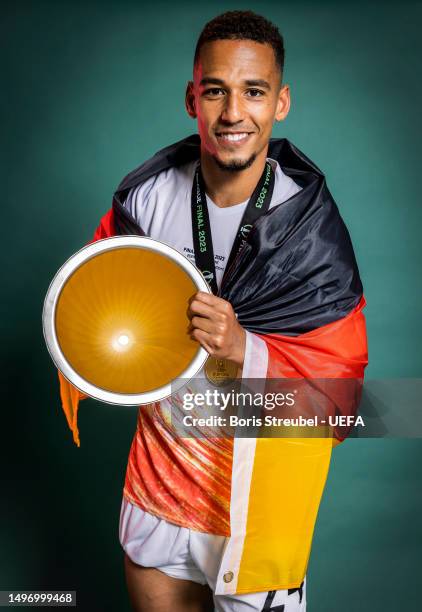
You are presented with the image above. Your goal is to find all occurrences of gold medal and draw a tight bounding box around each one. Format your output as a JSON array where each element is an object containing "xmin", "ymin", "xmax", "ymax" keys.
[{"xmin": 204, "ymin": 357, "xmax": 238, "ymax": 386}]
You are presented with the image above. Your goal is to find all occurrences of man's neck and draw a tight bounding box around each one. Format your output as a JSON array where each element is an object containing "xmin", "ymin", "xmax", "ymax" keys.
[{"xmin": 200, "ymin": 147, "xmax": 269, "ymax": 208}]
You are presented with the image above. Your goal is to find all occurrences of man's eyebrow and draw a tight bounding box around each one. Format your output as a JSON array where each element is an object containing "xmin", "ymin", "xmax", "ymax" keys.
[
  {"xmin": 199, "ymin": 77, "xmax": 271, "ymax": 89},
  {"xmin": 244, "ymin": 79, "xmax": 271, "ymax": 89},
  {"xmin": 199, "ymin": 77, "xmax": 225, "ymax": 87}
]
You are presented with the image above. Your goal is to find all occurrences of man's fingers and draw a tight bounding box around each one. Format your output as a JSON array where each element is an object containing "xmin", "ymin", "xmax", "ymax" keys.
[
  {"xmin": 190, "ymin": 291, "xmax": 215, "ymax": 305},
  {"xmin": 189, "ymin": 328, "xmax": 214, "ymax": 354},
  {"xmin": 189, "ymin": 316, "xmax": 214, "ymax": 334},
  {"xmin": 187, "ymin": 299, "xmax": 215, "ymax": 320},
  {"xmin": 187, "ymin": 291, "xmax": 211, "ymax": 307},
  {"xmin": 188, "ymin": 293, "xmax": 235, "ymax": 320}
]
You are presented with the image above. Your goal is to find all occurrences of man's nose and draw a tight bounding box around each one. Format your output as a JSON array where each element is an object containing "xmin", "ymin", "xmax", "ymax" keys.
[{"xmin": 220, "ymin": 93, "xmax": 244, "ymax": 124}]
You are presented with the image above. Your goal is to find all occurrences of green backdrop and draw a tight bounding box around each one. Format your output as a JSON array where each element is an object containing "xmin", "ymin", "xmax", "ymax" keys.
[{"xmin": 2, "ymin": 1, "xmax": 421, "ymax": 610}]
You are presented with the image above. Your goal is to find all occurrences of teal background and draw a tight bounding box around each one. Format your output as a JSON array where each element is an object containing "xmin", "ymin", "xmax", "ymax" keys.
[{"xmin": 2, "ymin": 0, "xmax": 421, "ymax": 610}]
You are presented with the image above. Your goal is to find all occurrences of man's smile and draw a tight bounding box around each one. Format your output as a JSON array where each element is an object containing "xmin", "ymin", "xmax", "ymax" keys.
[{"xmin": 214, "ymin": 131, "xmax": 255, "ymax": 147}]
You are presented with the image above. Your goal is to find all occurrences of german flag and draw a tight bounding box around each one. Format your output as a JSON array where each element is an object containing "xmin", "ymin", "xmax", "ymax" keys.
[{"xmin": 56, "ymin": 136, "xmax": 368, "ymax": 594}]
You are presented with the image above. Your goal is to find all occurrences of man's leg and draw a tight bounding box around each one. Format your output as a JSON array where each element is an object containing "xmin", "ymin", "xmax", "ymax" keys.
[{"xmin": 124, "ymin": 553, "xmax": 214, "ymax": 612}]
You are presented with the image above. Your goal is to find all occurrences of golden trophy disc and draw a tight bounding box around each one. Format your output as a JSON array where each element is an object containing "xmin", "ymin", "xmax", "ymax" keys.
[{"xmin": 42, "ymin": 236, "xmax": 210, "ymax": 405}]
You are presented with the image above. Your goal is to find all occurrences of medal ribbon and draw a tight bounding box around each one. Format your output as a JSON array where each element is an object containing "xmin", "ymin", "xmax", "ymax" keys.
[{"xmin": 191, "ymin": 160, "xmax": 275, "ymax": 294}]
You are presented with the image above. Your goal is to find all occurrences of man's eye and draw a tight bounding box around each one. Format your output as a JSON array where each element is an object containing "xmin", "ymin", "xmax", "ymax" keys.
[
  {"xmin": 247, "ymin": 89, "xmax": 264, "ymax": 97},
  {"xmin": 204, "ymin": 88, "xmax": 225, "ymax": 96}
]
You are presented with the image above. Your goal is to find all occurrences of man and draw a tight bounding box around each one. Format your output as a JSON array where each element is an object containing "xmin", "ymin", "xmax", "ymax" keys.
[{"xmin": 58, "ymin": 10, "xmax": 367, "ymax": 612}]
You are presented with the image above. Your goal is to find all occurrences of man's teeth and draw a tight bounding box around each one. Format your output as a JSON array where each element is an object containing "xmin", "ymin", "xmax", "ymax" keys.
[{"xmin": 219, "ymin": 133, "xmax": 249, "ymax": 142}]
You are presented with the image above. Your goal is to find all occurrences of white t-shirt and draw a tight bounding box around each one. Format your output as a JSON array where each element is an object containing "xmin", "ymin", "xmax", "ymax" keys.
[{"xmin": 124, "ymin": 158, "xmax": 301, "ymax": 288}]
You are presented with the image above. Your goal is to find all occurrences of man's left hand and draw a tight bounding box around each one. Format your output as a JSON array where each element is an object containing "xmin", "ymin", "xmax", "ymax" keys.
[{"xmin": 187, "ymin": 291, "xmax": 246, "ymax": 366}]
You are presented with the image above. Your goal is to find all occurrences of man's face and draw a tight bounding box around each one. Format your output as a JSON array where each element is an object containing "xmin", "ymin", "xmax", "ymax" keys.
[{"xmin": 186, "ymin": 39, "xmax": 290, "ymax": 171}]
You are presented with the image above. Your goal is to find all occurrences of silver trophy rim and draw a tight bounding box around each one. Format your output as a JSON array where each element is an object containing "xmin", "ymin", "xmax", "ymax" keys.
[{"xmin": 42, "ymin": 235, "xmax": 210, "ymax": 405}]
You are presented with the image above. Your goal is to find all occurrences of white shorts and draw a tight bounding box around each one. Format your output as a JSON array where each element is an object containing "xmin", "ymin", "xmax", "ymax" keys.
[{"xmin": 119, "ymin": 497, "xmax": 306, "ymax": 612}]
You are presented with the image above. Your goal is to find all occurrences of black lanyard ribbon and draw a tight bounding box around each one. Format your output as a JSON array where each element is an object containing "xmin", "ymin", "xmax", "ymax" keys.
[{"xmin": 191, "ymin": 161, "xmax": 275, "ymax": 294}]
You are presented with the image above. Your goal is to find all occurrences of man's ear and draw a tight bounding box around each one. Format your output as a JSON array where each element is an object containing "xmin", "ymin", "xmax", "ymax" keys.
[
  {"xmin": 275, "ymin": 84, "xmax": 291, "ymax": 122},
  {"xmin": 185, "ymin": 81, "xmax": 197, "ymax": 119}
]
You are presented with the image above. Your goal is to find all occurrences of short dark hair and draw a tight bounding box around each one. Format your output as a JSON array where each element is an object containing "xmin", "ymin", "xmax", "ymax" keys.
[{"xmin": 194, "ymin": 10, "xmax": 285, "ymax": 79}]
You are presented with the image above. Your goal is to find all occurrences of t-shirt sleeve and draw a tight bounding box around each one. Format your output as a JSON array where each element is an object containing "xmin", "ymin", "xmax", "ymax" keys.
[
  {"xmin": 122, "ymin": 174, "xmax": 160, "ymax": 226},
  {"xmin": 269, "ymin": 158, "xmax": 303, "ymax": 204}
]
